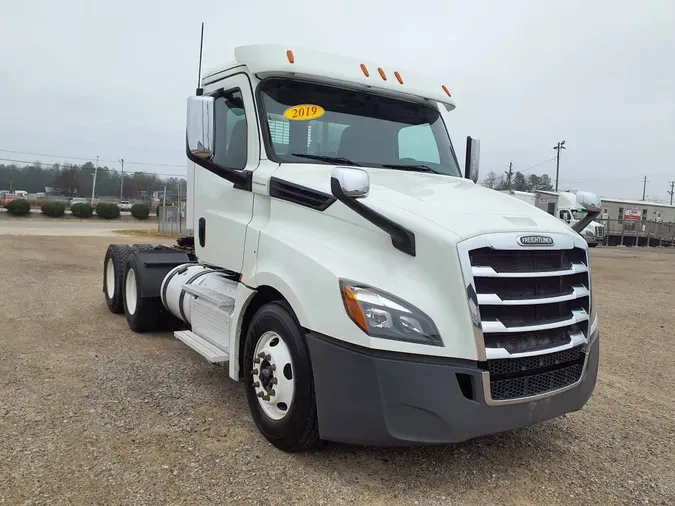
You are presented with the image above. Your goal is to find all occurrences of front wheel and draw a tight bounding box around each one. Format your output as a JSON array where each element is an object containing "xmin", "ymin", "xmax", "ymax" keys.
[{"xmin": 243, "ymin": 301, "xmax": 320, "ymax": 452}]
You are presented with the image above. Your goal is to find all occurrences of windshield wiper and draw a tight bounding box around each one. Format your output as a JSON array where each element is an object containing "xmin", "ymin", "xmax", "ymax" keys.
[
  {"xmin": 380, "ymin": 163, "xmax": 439, "ymax": 173},
  {"xmin": 290, "ymin": 153, "xmax": 361, "ymax": 166}
]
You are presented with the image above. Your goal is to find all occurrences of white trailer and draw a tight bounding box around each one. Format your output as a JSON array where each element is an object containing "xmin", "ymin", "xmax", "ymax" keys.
[{"xmin": 102, "ymin": 43, "xmax": 601, "ymax": 452}]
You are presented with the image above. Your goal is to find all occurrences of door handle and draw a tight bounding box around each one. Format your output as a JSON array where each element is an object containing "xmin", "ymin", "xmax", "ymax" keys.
[{"xmin": 198, "ymin": 217, "xmax": 206, "ymax": 247}]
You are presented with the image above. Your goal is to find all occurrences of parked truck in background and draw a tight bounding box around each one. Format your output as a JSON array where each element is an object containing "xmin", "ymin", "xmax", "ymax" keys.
[
  {"xmin": 502, "ymin": 189, "xmax": 606, "ymax": 246},
  {"xmin": 101, "ymin": 43, "xmax": 601, "ymax": 452}
]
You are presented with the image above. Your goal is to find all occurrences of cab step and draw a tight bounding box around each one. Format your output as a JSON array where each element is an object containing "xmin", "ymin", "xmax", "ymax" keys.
[
  {"xmin": 174, "ymin": 330, "xmax": 229, "ymax": 363},
  {"xmin": 182, "ymin": 283, "xmax": 235, "ymax": 308}
]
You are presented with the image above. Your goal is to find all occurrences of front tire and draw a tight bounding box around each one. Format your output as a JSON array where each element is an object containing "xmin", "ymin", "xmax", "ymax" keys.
[{"xmin": 243, "ymin": 301, "xmax": 320, "ymax": 452}]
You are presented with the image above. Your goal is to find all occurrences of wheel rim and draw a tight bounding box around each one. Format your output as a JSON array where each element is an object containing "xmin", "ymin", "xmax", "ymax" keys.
[
  {"xmin": 105, "ymin": 258, "xmax": 115, "ymax": 298},
  {"xmin": 252, "ymin": 331, "xmax": 294, "ymax": 421},
  {"xmin": 125, "ymin": 268, "xmax": 137, "ymax": 315}
]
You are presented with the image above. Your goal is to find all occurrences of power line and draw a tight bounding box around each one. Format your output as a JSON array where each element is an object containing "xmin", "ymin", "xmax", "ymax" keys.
[
  {"xmin": 0, "ymin": 157, "xmax": 185, "ymax": 178},
  {"xmin": 0, "ymin": 148, "xmax": 186, "ymax": 168},
  {"xmin": 517, "ymin": 157, "xmax": 557, "ymax": 173}
]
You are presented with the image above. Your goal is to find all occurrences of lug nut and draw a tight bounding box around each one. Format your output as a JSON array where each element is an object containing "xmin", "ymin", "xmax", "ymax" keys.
[
  {"xmin": 252, "ymin": 381, "xmax": 260, "ymax": 388},
  {"xmin": 257, "ymin": 352, "xmax": 265, "ymax": 359},
  {"xmin": 264, "ymin": 354, "xmax": 271, "ymax": 361},
  {"xmin": 253, "ymin": 358, "xmax": 261, "ymax": 364},
  {"xmin": 263, "ymin": 394, "xmax": 271, "ymax": 401},
  {"xmin": 270, "ymin": 389, "xmax": 276, "ymax": 396},
  {"xmin": 251, "ymin": 369, "xmax": 258, "ymax": 375},
  {"xmin": 272, "ymin": 378, "xmax": 278, "ymax": 385},
  {"xmin": 271, "ymin": 364, "xmax": 277, "ymax": 371},
  {"xmin": 257, "ymin": 392, "xmax": 264, "ymax": 398}
]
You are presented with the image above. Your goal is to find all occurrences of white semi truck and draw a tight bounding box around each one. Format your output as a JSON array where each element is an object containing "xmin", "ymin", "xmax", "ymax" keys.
[
  {"xmin": 102, "ymin": 44, "xmax": 601, "ymax": 452},
  {"xmin": 502, "ymin": 190, "xmax": 606, "ymax": 247}
]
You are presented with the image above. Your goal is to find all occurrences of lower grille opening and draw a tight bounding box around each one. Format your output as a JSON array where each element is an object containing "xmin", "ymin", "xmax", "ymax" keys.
[
  {"xmin": 487, "ymin": 346, "xmax": 585, "ymax": 401},
  {"xmin": 490, "ymin": 364, "xmax": 583, "ymax": 401}
]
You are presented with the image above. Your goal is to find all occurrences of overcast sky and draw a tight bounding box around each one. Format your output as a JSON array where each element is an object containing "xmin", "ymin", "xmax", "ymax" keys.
[{"xmin": 1, "ymin": 0, "xmax": 673, "ymax": 201}]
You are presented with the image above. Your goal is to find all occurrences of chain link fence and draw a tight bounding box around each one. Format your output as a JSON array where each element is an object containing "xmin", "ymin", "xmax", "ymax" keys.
[
  {"xmin": 158, "ymin": 206, "xmax": 189, "ymax": 236},
  {"xmin": 597, "ymin": 219, "xmax": 675, "ymax": 247}
]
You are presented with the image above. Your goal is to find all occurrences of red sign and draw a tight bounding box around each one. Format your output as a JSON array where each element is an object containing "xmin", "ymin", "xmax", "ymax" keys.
[{"xmin": 624, "ymin": 209, "xmax": 641, "ymax": 221}]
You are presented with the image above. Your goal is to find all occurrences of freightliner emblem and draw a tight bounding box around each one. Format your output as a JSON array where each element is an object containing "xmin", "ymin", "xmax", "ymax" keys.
[{"xmin": 517, "ymin": 235, "xmax": 555, "ymax": 246}]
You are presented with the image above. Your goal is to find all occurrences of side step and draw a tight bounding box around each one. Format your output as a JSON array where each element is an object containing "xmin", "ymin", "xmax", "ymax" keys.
[
  {"xmin": 174, "ymin": 330, "xmax": 229, "ymax": 364},
  {"xmin": 182, "ymin": 283, "xmax": 235, "ymax": 308}
]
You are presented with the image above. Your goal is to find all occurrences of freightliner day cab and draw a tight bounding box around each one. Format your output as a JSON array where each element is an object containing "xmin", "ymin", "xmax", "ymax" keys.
[{"xmin": 102, "ymin": 44, "xmax": 601, "ymax": 452}]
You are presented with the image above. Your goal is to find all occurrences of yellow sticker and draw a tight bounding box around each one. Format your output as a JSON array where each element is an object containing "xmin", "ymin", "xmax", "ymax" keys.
[{"xmin": 283, "ymin": 104, "xmax": 325, "ymax": 121}]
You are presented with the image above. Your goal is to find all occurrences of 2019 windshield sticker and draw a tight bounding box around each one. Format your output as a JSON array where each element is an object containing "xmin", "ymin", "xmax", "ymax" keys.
[{"xmin": 283, "ymin": 104, "xmax": 325, "ymax": 121}]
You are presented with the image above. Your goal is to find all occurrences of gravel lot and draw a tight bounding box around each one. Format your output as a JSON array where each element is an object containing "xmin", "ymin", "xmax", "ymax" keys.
[{"xmin": 1, "ymin": 236, "xmax": 673, "ymax": 506}]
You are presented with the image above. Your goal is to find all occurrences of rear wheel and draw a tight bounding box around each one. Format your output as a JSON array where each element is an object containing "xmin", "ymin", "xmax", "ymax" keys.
[
  {"xmin": 103, "ymin": 244, "xmax": 132, "ymax": 314},
  {"xmin": 243, "ymin": 301, "xmax": 320, "ymax": 452},
  {"xmin": 123, "ymin": 253, "xmax": 165, "ymax": 333}
]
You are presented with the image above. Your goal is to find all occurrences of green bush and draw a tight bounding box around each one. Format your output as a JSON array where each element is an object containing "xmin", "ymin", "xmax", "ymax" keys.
[
  {"xmin": 131, "ymin": 203, "xmax": 150, "ymax": 220},
  {"xmin": 41, "ymin": 201, "xmax": 66, "ymax": 217},
  {"xmin": 6, "ymin": 199, "xmax": 30, "ymax": 216},
  {"xmin": 95, "ymin": 202, "xmax": 120, "ymax": 220},
  {"xmin": 71, "ymin": 202, "xmax": 93, "ymax": 218}
]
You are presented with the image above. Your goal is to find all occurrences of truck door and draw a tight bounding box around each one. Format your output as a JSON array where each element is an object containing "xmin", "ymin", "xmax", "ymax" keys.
[{"xmin": 193, "ymin": 74, "xmax": 260, "ymax": 272}]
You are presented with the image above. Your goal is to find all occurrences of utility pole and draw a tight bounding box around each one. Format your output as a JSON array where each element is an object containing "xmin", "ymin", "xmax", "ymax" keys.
[
  {"xmin": 504, "ymin": 161, "xmax": 513, "ymax": 190},
  {"xmin": 668, "ymin": 181, "xmax": 675, "ymax": 206},
  {"xmin": 119, "ymin": 158, "xmax": 124, "ymax": 199},
  {"xmin": 553, "ymin": 140, "xmax": 566, "ymax": 192},
  {"xmin": 642, "ymin": 175, "xmax": 648, "ymax": 201},
  {"xmin": 91, "ymin": 155, "xmax": 99, "ymax": 205}
]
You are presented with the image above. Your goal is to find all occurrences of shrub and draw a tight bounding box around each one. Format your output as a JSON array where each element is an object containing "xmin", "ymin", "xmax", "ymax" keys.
[
  {"xmin": 95, "ymin": 202, "xmax": 120, "ymax": 220},
  {"xmin": 156, "ymin": 204, "xmax": 163, "ymax": 217},
  {"xmin": 71, "ymin": 202, "xmax": 93, "ymax": 218},
  {"xmin": 6, "ymin": 198, "xmax": 31, "ymax": 216},
  {"xmin": 131, "ymin": 203, "xmax": 150, "ymax": 220},
  {"xmin": 41, "ymin": 201, "xmax": 66, "ymax": 217}
]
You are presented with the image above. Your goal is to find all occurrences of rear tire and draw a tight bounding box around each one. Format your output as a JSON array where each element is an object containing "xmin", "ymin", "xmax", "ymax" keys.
[
  {"xmin": 103, "ymin": 244, "xmax": 132, "ymax": 314},
  {"xmin": 123, "ymin": 253, "xmax": 165, "ymax": 333},
  {"xmin": 243, "ymin": 301, "xmax": 320, "ymax": 452}
]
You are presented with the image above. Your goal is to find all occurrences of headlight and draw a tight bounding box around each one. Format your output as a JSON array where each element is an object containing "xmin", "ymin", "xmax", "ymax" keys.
[{"xmin": 339, "ymin": 280, "xmax": 442, "ymax": 346}]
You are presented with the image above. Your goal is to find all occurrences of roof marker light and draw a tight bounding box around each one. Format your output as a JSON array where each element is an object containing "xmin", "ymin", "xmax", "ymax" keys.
[
  {"xmin": 377, "ymin": 67, "xmax": 387, "ymax": 80},
  {"xmin": 442, "ymin": 85, "xmax": 452, "ymax": 97},
  {"xmin": 360, "ymin": 64, "xmax": 370, "ymax": 77},
  {"xmin": 286, "ymin": 50, "xmax": 295, "ymax": 63},
  {"xmin": 394, "ymin": 71, "xmax": 403, "ymax": 84}
]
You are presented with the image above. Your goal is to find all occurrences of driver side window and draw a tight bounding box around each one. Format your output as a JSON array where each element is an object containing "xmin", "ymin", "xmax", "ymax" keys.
[{"xmin": 212, "ymin": 90, "xmax": 248, "ymax": 171}]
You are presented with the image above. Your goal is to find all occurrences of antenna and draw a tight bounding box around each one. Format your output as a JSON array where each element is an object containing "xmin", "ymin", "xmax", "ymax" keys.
[{"xmin": 196, "ymin": 22, "xmax": 205, "ymax": 96}]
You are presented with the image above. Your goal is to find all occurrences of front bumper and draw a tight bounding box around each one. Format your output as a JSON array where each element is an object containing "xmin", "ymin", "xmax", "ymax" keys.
[{"xmin": 306, "ymin": 330, "xmax": 599, "ymax": 446}]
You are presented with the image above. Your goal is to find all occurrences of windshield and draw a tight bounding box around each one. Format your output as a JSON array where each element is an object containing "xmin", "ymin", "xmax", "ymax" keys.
[{"xmin": 258, "ymin": 78, "xmax": 461, "ymax": 176}]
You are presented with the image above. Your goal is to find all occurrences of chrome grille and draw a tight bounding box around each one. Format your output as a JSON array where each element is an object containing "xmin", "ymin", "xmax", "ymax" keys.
[{"xmin": 458, "ymin": 232, "xmax": 591, "ymax": 403}]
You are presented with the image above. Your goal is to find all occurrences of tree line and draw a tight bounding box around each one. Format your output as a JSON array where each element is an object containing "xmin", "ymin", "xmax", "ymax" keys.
[
  {"xmin": 480, "ymin": 170, "xmax": 554, "ymax": 192},
  {"xmin": 0, "ymin": 161, "xmax": 187, "ymax": 199}
]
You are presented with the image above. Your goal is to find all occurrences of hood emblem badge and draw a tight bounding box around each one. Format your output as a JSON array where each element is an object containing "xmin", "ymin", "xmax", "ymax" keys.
[{"xmin": 517, "ymin": 235, "xmax": 555, "ymax": 247}]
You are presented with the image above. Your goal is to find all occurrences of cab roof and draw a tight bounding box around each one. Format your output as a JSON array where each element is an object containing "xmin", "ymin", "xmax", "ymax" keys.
[{"xmin": 202, "ymin": 44, "xmax": 456, "ymax": 111}]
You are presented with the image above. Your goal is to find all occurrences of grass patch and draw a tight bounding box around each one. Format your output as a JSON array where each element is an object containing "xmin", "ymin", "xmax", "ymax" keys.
[{"xmin": 112, "ymin": 229, "xmax": 178, "ymax": 238}]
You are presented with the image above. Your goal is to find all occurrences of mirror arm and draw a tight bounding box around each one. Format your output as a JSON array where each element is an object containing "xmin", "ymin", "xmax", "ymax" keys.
[
  {"xmin": 571, "ymin": 210, "xmax": 600, "ymax": 234},
  {"xmin": 330, "ymin": 177, "xmax": 416, "ymax": 257},
  {"xmin": 185, "ymin": 137, "xmax": 252, "ymax": 191}
]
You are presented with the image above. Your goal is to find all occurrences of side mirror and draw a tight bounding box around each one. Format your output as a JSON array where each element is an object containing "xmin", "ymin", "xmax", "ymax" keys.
[
  {"xmin": 464, "ymin": 136, "xmax": 480, "ymax": 182},
  {"xmin": 576, "ymin": 191, "xmax": 601, "ymax": 213},
  {"xmin": 186, "ymin": 96, "xmax": 215, "ymax": 160},
  {"xmin": 571, "ymin": 191, "xmax": 602, "ymax": 234},
  {"xmin": 330, "ymin": 167, "xmax": 370, "ymax": 198}
]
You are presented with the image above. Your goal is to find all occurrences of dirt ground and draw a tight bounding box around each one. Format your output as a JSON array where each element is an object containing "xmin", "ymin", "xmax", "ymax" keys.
[{"xmin": 1, "ymin": 235, "xmax": 673, "ymax": 506}]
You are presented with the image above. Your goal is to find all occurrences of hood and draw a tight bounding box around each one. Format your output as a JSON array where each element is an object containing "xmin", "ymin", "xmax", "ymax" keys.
[{"xmin": 272, "ymin": 164, "xmax": 576, "ymax": 240}]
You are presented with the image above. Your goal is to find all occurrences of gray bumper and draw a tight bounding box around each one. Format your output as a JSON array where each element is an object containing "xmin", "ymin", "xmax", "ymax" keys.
[{"xmin": 306, "ymin": 331, "xmax": 599, "ymax": 446}]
